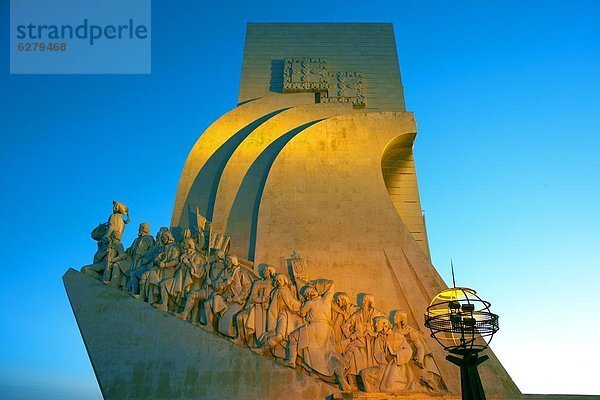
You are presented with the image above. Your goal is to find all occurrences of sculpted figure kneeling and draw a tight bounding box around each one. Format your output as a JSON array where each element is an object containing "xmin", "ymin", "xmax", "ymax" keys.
[
  {"xmin": 392, "ymin": 311, "xmax": 444, "ymax": 392},
  {"xmin": 94, "ymin": 232, "xmax": 127, "ymax": 287},
  {"xmin": 360, "ymin": 316, "xmax": 415, "ymax": 392},
  {"xmin": 102, "ymin": 231, "xmax": 131, "ymax": 289},
  {"xmin": 360, "ymin": 312, "xmax": 445, "ymax": 393}
]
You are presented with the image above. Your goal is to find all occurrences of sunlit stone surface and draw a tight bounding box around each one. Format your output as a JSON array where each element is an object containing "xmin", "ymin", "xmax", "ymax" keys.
[{"xmin": 66, "ymin": 23, "xmax": 523, "ymax": 399}]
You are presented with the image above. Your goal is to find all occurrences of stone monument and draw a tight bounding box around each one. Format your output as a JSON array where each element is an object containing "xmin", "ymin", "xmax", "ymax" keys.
[{"xmin": 64, "ymin": 23, "xmax": 522, "ymax": 399}]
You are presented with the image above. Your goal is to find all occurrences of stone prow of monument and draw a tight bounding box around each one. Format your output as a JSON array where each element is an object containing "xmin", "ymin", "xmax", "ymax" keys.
[{"xmin": 65, "ymin": 23, "xmax": 523, "ymax": 399}]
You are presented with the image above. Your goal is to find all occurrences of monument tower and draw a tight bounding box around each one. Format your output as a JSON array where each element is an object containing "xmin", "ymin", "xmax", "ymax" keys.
[{"xmin": 65, "ymin": 23, "xmax": 522, "ymax": 399}]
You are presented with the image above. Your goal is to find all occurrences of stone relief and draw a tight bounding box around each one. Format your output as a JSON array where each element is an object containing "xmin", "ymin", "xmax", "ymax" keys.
[
  {"xmin": 237, "ymin": 264, "xmax": 276, "ymax": 348},
  {"xmin": 283, "ymin": 57, "xmax": 329, "ymax": 92},
  {"xmin": 81, "ymin": 203, "xmax": 446, "ymax": 394},
  {"xmin": 322, "ymin": 71, "xmax": 365, "ymax": 106},
  {"xmin": 282, "ymin": 57, "xmax": 366, "ymax": 107}
]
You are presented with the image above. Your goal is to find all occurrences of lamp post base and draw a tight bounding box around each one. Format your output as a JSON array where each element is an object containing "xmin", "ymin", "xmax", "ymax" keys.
[{"xmin": 446, "ymin": 352, "xmax": 489, "ymax": 400}]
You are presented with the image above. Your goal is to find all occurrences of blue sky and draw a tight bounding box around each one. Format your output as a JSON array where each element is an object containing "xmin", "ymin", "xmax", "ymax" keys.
[{"xmin": 1, "ymin": 0, "xmax": 599, "ymax": 397}]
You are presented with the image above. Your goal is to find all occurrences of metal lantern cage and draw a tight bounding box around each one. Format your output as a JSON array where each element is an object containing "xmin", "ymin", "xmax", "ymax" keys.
[{"xmin": 424, "ymin": 287, "xmax": 499, "ymax": 355}]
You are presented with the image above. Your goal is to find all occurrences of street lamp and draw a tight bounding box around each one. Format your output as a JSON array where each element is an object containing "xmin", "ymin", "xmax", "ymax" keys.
[{"xmin": 424, "ymin": 287, "xmax": 499, "ymax": 400}]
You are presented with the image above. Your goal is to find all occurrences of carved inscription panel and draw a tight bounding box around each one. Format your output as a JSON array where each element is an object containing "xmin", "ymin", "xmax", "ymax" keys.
[{"xmin": 282, "ymin": 57, "xmax": 365, "ymax": 107}]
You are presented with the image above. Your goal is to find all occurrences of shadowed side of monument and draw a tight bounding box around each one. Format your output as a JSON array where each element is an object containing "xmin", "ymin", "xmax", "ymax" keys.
[{"xmin": 63, "ymin": 268, "xmax": 339, "ymax": 399}]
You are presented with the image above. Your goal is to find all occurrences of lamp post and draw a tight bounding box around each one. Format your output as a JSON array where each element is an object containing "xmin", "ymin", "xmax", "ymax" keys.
[{"xmin": 424, "ymin": 287, "xmax": 499, "ymax": 400}]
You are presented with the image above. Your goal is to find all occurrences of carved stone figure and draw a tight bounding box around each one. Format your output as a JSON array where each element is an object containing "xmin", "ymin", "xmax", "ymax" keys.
[
  {"xmin": 392, "ymin": 311, "xmax": 444, "ymax": 391},
  {"xmin": 341, "ymin": 294, "xmax": 383, "ymax": 380},
  {"xmin": 331, "ymin": 292, "xmax": 358, "ymax": 353},
  {"xmin": 207, "ymin": 255, "xmax": 254, "ymax": 337},
  {"xmin": 145, "ymin": 230, "xmax": 180, "ymax": 305},
  {"xmin": 97, "ymin": 232, "xmax": 128, "ymax": 287},
  {"xmin": 119, "ymin": 223, "xmax": 156, "ymax": 293},
  {"xmin": 80, "ymin": 205, "xmax": 448, "ymax": 395},
  {"xmin": 193, "ymin": 250, "xmax": 228, "ymax": 327},
  {"xmin": 139, "ymin": 232, "xmax": 167, "ymax": 301},
  {"xmin": 360, "ymin": 315, "xmax": 415, "ymax": 393},
  {"xmin": 137, "ymin": 227, "xmax": 168, "ymax": 299},
  {"xmin": 102, "ymin": 232, "xmax": 132, "ymax": 289},
  {"xmin": 208, "ymin": 250, "xmax": 227, "ymax": 285},
  {"xmin": 361, "ymin": 316, "xmax": 393, "ymax": 391},
  {"xmin": 90, "ymin": 222, "xmax": 109, "ymax": 263},
  {"xmin": 261, "ymin": 273, "xmax": 302, "ymax": 359},
  {"xmin": 284, "ymin": 279, "xmax": 342, "ymax": 381},
  {"xmin": 81, "ymin": 203, "xmax": 451, "ymax": 395},
  {"xmin": 174, "ymin": 243, "xmax": 208, "ymax": 323},
  {"xmin": 237, "ymin": 264, "xmax": 276, "ymax": 348},
  {"xmin": 105, "ymin": 223, "xmax": 155, "ymax": 291},
  {"xmin": 156, "ymin": 238, "xmax": 203, "ymax": 312},
  {"xmin": 81, "ymin": 223, "xmax": 109, "ymax": 280},
  {"xmin": 105, "ymin": 200, "xmax": 130, "ymax": 242},
  {"xmin": 178, "ymin": 227, "xmax": 191, "ymax": 246}
]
